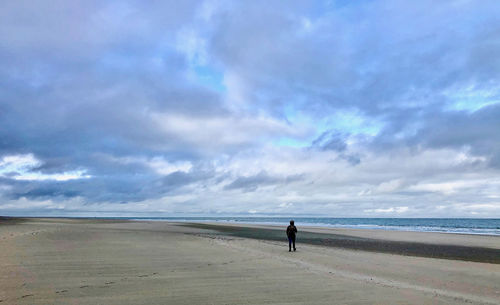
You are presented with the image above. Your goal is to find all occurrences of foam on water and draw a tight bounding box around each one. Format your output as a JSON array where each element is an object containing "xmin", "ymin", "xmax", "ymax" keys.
[{"xmin": 129, "ymin": 217, "xmax": 500, "ymax": 236}]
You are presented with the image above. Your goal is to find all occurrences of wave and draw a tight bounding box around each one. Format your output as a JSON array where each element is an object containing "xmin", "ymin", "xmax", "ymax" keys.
[{"xmin": 129, "ymin": 217, "xmax": 500, "ymax": 236}]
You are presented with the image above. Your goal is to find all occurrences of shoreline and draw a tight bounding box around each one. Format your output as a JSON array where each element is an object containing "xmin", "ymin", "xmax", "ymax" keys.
[
  {"xmin": 159, "ymin": 219, "xmax": 500, "ymax": 237},
  {"xmin": 183, "ymin": 220, "xmax": 500, "ymax": 249},
  {"xmin": 180, "ymin": 222, "xmax": 500, "ymax": 264}
]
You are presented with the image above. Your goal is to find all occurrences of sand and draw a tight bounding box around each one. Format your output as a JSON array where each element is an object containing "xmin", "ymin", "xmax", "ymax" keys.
[{"xmin": 1, "ymin": 218, "xmax": 500, "ymax": 305}]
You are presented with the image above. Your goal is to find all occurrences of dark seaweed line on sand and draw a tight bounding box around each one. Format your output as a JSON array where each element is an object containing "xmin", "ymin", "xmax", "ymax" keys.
[{"xmin": 182, "ymin": 223, "xmax": 500, "ymax": 264}]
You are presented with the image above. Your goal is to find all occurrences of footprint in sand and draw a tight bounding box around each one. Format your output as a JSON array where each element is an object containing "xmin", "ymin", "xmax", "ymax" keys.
[
  {"xmin": 105, "ymin": 281, "xmax": 115, "ymax": 285},
  {"xmin": 79, "ymin": 285, "xmax": 89, "ymax": 288},
  {"xmin": 21, "ymin": 294, "xmax": 34, "ymax": 299},
  {"xmin": 55, "ymin": 290, "xmax": 68, "ymax": 294}
]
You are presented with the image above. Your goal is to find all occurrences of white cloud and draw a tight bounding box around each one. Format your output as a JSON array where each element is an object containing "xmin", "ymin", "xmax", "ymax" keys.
[
  {"xmin": 104, "ymin": 155, "xmax": 193, "ymax": 175},
  {"xmin": 407, "ymin": 179, "xmax": 500, "ymax": 195},
  {"xmin": 0, "ymin": 154, "xmax": 90, "ymax": 181},
  {"xmin": 364, "ymin": 207, "xmax": 409, "ymax": 214},
  {"xmin": 0, "ymin": 154, "xmax": 41, "ymax": 173},
  {"xmin": 151, "ymin": 112, "xmax": 310, "ymax": 148},
  {"xmin": 376, "ymin": 179, "xmax": 404, "ymax": 193},
  {"xmin": 279, "ymin": 202, "xmax": 293, "ymax": 208},
  {"xmin": 13, "ymin": 170, "xmax": 91, "ymax": 182}
]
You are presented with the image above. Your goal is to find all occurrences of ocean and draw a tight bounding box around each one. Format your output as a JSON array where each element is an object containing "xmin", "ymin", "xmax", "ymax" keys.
[{"xmin": 129, "ymin": 217, "xmax": 500, "ymax": 236}]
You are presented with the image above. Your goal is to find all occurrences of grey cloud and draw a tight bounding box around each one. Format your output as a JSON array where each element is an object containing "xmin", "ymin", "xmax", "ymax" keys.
[
  {"xmin": 1, "ymin": 178, "xmax": 82, "ymax": 201},
  {"xmin": 311, "ymin": 131, "xmax": 347, "ymax": 152},
  {"xmin": 0, "ymin": 161, "xmax": 218, "ymax": 203},
  {"xmin": 310, "ymin": 131, "xmax": 361, "ymax": 165},
  {"xmin": 342, "ymin": 154, "xmax": 361, "ymax": 166},
  {"xmin": 0, "ymin": 0, "xmax": 238, "ymax": 206},
  {"xmin": 161, "ymin": 169, "xmax": 215, "ymax": 192},
  {"xmin": 3, "ymin": 175, "xmax": 155, "ymax": 203},
  {"xmin": 224, "ymin": 171, "xmax": 303, "ymax": 192},
  {"xmin": 205, "ymin": 0, "xmax": 500, "ymax": 126},
  {"xmin": 1, "ymin": 172, "xmax": 20, "ymax": 178},
  {"xmin": 410, "ymin": 103, "xmax": 500, "ymax": 167}
]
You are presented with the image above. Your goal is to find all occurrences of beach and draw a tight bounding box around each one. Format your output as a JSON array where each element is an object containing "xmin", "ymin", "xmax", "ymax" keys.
[{"xmin": 1, "ymin": 218, "xmax": 500, "ymax": 304}]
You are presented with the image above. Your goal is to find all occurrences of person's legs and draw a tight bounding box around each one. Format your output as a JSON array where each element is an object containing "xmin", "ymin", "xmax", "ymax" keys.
[
  {"xmin": 288, "ymin": 237, "xmax": 292, "ymax": 251},
  {"xmin": 292, "ymin": 236, "xmax": 296, "ymax": 251}
]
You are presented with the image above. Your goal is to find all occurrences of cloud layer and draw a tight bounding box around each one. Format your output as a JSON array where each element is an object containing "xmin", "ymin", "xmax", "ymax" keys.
[{"xmin": 1, "ymin": 0, "xmax": 500, "ymax": 217}]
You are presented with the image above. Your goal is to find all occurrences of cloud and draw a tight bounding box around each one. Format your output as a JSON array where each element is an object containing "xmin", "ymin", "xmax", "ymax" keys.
[
  {"xmin": 1, "ymin": 0, "xmax": 500, "ymax": 216},
  {"xmin": 311, "ymin": 131, "xmax": 347, "ymax": 152},
  {"xmin": 364, "ymin": 206, "xmax": 409, "ymax": 214},
  {"xmin": 224, "ymin": 170, "xmax": 303, "ymax": 192},
  {"xmin": 0, "ymin": 154, "xmax": 91, "ymax": 181},
  {"xmin": 409, "ymin": 104, "xmax": 500, "ymax": 167}
]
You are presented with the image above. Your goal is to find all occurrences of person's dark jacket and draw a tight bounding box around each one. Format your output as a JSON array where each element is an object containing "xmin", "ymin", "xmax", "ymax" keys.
[{"xmin": 286, "ymin": 225, "xmax": 297, "ymax": 238}]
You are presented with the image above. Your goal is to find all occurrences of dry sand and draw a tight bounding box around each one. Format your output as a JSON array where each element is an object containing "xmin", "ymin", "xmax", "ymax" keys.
[{"xmin": 1, "ymin": 218, "xmax": 500, "ymax": 305}]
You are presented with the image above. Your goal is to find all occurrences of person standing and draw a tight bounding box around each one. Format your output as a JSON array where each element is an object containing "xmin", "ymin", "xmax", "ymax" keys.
[{"xmin": 286, "ymin": 220, "xmax": 297, "ymax": 252}]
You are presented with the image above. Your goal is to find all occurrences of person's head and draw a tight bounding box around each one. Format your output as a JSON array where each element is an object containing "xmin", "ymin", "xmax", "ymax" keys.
[{"xmin": 290, "ymin": 220, "xmax": 294, "ymax": 225}]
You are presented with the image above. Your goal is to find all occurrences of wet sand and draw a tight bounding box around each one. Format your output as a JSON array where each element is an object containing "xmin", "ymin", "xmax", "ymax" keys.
[
  {"xmin": 1, "ymin": 218, "xmax": 500, "ymax": 304},
  {"xmin": 184, "ymin": 222, "xmax": 500, "ymax": 263}
]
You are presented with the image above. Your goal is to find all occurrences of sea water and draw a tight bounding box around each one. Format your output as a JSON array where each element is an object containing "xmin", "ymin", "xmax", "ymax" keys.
[{"xmin": 130, "ymin": 217, "xmax": 500, "ymax": 236}]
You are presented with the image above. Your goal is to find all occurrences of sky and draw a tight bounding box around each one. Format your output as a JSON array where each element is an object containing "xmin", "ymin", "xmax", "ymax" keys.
[{"xmin": 1, "ymin": 0, "xmax": 500, "ymax": 217}]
